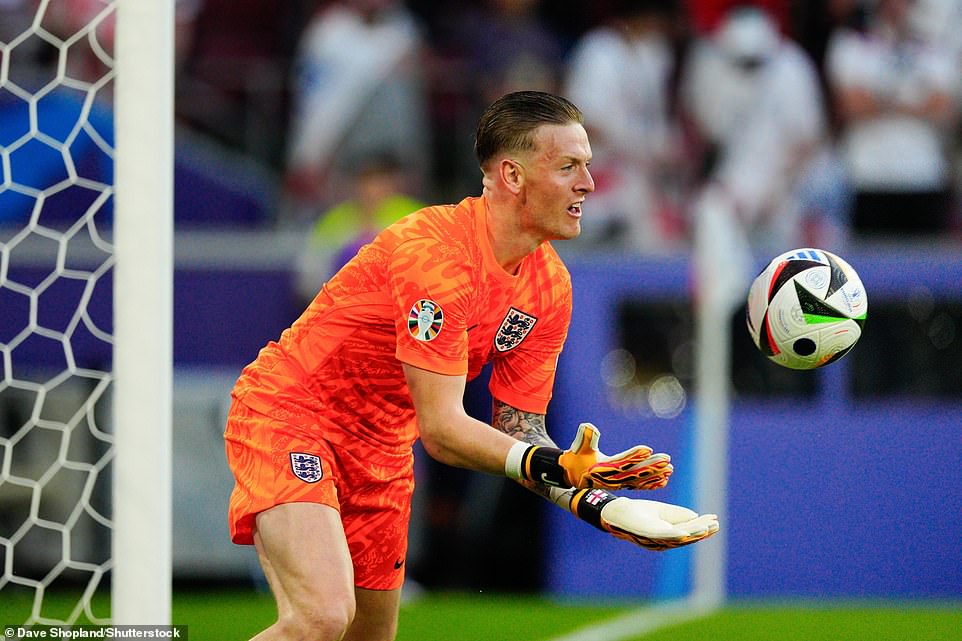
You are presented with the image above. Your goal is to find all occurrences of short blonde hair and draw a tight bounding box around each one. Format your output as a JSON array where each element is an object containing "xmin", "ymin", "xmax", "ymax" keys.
[{"xmin": 474, "ymin": 91, "xmax": 584, "ymax": 170}]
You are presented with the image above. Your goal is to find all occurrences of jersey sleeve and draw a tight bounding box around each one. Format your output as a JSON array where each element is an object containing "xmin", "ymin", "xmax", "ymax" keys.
[
  {"xmin": 489, "ymin": 275, "xmax": 572, "ymax": 414},
  {"xmin": 389, "ymin": 236, "xmax": 474, "ymax": 375}
]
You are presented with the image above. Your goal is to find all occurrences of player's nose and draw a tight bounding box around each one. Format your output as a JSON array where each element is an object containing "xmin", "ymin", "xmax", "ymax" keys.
[{"xmin": 577, "ymin": 166, "xmax": 595, "ymax": 194}]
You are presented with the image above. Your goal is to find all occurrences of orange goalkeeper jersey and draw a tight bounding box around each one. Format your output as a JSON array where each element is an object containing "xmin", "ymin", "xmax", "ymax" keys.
[{"xmin": 232, "ymin": 195, "xmax": 572, "ymax": 453}]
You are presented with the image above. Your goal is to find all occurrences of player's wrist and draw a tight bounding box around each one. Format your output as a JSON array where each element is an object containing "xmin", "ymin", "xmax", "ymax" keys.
[
  {"xmin": 566, "ymin": 488, "xmax": 621, "ymax": 531},
  {"xmin": 504, "ymin": 441, "xmax": 571, "ymax": 487}
]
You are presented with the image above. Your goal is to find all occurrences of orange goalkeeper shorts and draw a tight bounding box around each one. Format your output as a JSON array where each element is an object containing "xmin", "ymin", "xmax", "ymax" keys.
[{"xmin": 224, "ymin": 399, "xmax": 415, "ymax": 590}]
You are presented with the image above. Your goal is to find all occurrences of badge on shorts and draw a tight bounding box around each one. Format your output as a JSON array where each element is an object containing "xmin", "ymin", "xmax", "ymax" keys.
[
  {"xmin": 494, "ymin": 307, "xmax": 537, "ymax": 352},
  {"xmin": 408, "ymin": 299, "xmax": 444, "ymax": 341},
  {"xmin": 290, "ymin": 452, "xmax": 323, "ymax": 483}
]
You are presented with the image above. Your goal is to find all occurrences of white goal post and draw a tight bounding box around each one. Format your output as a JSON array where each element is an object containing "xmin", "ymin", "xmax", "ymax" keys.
[
  {"xmin": 0, "ymin": 0, "xmax": 173, "ymax": 627},
  {"xmin": 690, "ymin": 185, "xmax": 750, "ymax": 609},
  {"xmin": 112, "ymin": 0, "xmax": 174, "ymax": 626}
]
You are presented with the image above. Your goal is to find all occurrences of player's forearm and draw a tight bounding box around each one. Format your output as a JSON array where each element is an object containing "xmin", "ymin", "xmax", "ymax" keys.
[
  {"xmin": 491, "ymin": 400, "xmax": 554, "ymax": 497},
  {"xmin": 419, "ymin": 410, "xmax": 519, "ymax": 476},
  {"xmin": 491, "ymin": 400, "xmax": 557, "ymax": 447},
  {"xmin": 512, "ymin": 470, "xmax": 601, "ymax": 518},
  {"xmin": 404, "ymin": 364, "xmax": 522, "ymax": 475},
  {"xmin": 491, "ymin": 399, "xmax": 560, "ymax": 500}
]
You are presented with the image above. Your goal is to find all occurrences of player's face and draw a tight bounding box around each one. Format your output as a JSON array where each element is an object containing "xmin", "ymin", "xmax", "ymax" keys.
[{"xmin": 518, "ymin": 123, "xmax": 594, "ymax": 241}]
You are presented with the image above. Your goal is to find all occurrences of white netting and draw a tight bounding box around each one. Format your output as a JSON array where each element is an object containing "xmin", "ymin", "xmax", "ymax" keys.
[{"xmin": 0, "ymin": 0, "xmax": 116, "ymax": 625}]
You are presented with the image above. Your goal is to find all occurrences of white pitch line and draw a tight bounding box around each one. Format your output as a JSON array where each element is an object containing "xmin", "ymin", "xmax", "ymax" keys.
[{"xmin": 545, "ymin": 596, "xmax": 718, "ymax": 641}]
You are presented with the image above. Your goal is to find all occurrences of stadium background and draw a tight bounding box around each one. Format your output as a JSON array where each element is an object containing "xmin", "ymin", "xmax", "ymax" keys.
[{"xmin": 1, "ymin": 0, "xmax": 961, "ymax": 638}]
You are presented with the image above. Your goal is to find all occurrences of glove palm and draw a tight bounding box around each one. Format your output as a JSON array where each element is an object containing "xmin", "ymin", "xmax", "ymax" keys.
[{"xmin": 598, "ymin": 496, "xmax": 719, "ymax": 551}]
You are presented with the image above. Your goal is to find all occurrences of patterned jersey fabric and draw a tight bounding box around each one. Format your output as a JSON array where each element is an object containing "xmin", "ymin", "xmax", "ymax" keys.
[{"xmin": 232, "ymin": 195, "xmax": 572, "ymax": 453}]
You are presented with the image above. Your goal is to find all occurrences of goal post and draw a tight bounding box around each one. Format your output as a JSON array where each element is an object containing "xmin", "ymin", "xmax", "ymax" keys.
[
  {"xmin": 0, "ymin": 0, "xmax": 173, "ymax": 626},
  {"xmin": 112, "ymin": 0, "xmax": 174, "ymax": 625},
  {"xmin": 690, "ymin": 185, "xmax": 752, "ymax": 609}
]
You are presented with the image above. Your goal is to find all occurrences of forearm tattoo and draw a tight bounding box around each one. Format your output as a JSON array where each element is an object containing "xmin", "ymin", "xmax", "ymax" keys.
[
  {"xmin": 492, "ymin": 399, "xmax": 558, "ymax": 499},
  {"xmin": 491, "ymin": 399, "xmax": 557, "ymax": 447}
]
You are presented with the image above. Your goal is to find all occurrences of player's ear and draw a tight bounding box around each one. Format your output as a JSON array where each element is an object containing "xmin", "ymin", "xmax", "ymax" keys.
[{"xmin": 498, "ymin": 158, "xmax": 524, "ymax": 194}]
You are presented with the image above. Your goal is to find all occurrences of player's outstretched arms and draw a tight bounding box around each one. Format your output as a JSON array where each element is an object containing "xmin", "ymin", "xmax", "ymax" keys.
[
  {"xmin": 551, "ymin": 487, "xmax": 719, "ymax": 551},
  {"xmin": 504, "ymin": 421, "xmax": 673, "ymax": 491}
]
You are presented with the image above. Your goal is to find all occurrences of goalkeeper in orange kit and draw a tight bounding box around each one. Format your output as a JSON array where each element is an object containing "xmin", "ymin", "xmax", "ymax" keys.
[{"xmin": 224, "ymin": 90, "xmax": 718, "ymax": 641}]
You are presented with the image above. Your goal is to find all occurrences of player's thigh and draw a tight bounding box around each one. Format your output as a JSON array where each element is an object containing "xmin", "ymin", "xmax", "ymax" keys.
[
  {"xmin": 343, "ymin": 587, "xmax": 402, "ymax": 641},
  {"xmin": 254, "ymin": 502, "xmax": 356, "ymax": 623}
]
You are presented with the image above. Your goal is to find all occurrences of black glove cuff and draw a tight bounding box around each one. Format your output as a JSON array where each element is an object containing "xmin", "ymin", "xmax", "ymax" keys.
[
  {"xmin": 572, "ymin": 488, "xmax": 619, "ymax": 530},
  {"xmin": 520, "ymin": 446, "xmax": 569, "ymax": 487}
]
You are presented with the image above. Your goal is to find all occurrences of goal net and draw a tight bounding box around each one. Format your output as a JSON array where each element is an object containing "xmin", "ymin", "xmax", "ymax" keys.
[{"xmin": 0, "ymin": 0, "xmax": 172, "ymax": 626}]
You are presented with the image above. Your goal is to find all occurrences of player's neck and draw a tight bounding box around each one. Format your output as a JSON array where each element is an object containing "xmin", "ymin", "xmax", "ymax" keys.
[{"xmin": 485, "ymin": 205, "xmax": 541, "ymax": 276}]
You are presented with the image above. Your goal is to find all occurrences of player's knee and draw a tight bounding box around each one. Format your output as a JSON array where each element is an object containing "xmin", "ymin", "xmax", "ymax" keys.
[{"xmin": 279, "ymin": 599, "xmax": 356, "ymax": 641}]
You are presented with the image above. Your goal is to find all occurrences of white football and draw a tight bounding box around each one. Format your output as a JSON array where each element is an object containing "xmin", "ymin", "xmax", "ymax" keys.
[{"xmin": 746, "ymin": 248, "xmax": 868, "ymax": 370}]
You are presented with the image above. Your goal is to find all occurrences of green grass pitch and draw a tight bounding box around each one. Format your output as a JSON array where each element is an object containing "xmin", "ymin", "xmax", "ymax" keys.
[{"xmin": 1, "ymin": 589, "xmax": 959, "ymax": 640}]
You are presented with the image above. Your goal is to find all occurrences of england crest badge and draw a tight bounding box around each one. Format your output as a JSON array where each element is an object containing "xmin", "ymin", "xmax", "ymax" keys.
[
  {"xmin": 494, "ymin": 307, "xmax": 538, "ymax": 352},
  {"xmin": 290, "ymin": 452, "xmax": 323, "ymax": 483}
]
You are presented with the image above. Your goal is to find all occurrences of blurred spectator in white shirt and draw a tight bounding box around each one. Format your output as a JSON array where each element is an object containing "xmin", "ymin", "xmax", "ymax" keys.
[
  {"xmin": 681, "ymin": 5, "xmax": 835, "ymax": 251},
  {"xmin": 563, "ymin": 0, "xmax": 687, "ymax": 252},
  {"xmin": 281, "ymin": 0, "xmax": 432, "ymax": 227},
  {"xmin": 825, "ymin": 0, "xmax": 960, "ymax": 235},
  {"xmin": 910, "ymin": 0, "xmax": 962, "ymax": 59}
]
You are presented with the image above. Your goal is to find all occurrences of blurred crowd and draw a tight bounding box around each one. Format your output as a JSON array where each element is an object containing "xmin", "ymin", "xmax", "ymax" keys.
[
  {"xmin": 172, "ymin": 0, "xmax": 962, "ymax": 277},
  {"xmin": 3, "ymin": 0, "xmax": 962, "ymax": 276}
]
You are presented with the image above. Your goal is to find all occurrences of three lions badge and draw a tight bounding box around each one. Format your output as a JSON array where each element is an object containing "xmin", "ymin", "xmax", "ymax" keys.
[
  {"xmin": 290, "ymin": 452, "xmax": 323, "ymax": 483},
  {"xmin": 495, "ymin": 307, "xmax": 537, "ymax": 352}
]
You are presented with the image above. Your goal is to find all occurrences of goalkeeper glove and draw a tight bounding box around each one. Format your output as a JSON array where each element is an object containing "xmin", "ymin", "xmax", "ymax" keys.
[
  {"xmin": 505, "ymin": 423, "xmax": 673, "ymax": 491},
  {"xmin": 559, "ymin": 487, "xmax": 719, "ymax": 551}
]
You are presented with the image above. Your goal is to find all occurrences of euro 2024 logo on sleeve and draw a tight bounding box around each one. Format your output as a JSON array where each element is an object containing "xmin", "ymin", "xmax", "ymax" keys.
[
  {"xmin": 290, "ymin": 452, "xmax": 323, "ymax": 483},
  {"xmin": 408, "ymin": 299, "xmax": 444, "ymax": 341}
]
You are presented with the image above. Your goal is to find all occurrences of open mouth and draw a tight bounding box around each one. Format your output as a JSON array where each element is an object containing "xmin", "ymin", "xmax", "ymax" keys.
[{"xmin": 568, "ymin": 202, "xmax": 583, "ymax": 217}]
